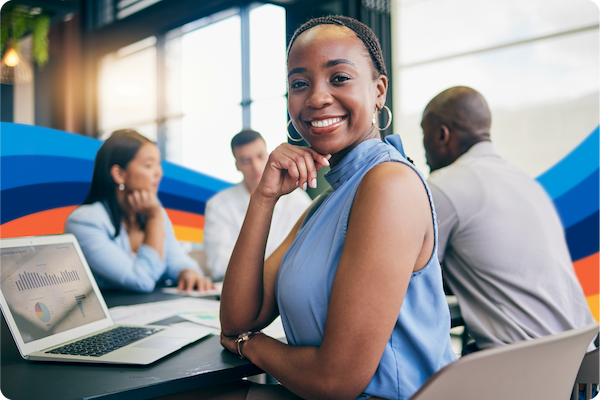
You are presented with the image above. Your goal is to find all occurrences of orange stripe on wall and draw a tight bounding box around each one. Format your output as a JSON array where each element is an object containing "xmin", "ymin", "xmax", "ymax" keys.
[
  {"xmin": 165, "ymin": 209, "xmax": 204, "ymax": 229},
  {"xmin": 0, "ymin": 207, "xmax": 204, "ymax": 240},
  {"xmin": 173, "ymin": 226, "xmax": 203, "ymax": 244},
  {"xmin": 586, "ymin": 294, "xmax": 599, "ymax": 322},
  {"xmin": 0, "ymin": 206, "xmax": 77, "ymax": 238},
  {"xmin": 573, "ymin": 253, "xmax": 600, "ymax": 297}
]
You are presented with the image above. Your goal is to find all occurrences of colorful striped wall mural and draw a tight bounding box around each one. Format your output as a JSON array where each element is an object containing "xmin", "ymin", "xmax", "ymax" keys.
[
  {"xmin": 535, "ymin": 126, "xmax": 599, "ymax": 321},
  {"xmin": 1, "ymin": 122, "xmax": 598, "ymax": 320},
  {"xmin": 0, "ymin": 123, "xmax": 232, "ymax": 244}
]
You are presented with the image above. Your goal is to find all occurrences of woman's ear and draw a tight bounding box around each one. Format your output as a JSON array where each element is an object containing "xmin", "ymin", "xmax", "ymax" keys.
[
  {"xmin": 110, "ymin": 165, "xmax": 126, "ymax": 186},
  {"xmin": 375, "ymin": 75, "xmax": 388, "ymax": 109}
]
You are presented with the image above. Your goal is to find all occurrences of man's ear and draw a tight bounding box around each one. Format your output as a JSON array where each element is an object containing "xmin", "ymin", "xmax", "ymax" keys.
[
  {"xmin": 439, "ymin": 125, "xmax": 451, "ymax": 145},
  {"xmin": 110, "ymin": 165, "xmax": 126, "ymax": 185}
]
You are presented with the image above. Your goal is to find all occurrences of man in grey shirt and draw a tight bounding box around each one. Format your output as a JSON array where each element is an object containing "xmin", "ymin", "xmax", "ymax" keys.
[{"xmin": 421, "ymin": 86, "xmax": 594, "ymax": 353}]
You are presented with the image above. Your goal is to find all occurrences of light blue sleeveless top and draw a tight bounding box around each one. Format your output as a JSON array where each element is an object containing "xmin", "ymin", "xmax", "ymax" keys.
[{"xmin": 275, "ymin": 135, "xmax": 457, "ymax": 400}]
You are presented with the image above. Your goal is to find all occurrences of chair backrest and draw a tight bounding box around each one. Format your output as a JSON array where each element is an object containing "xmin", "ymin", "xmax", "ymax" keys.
[
  {"xmin": 571, "ymin": 347, "xmax": 599, "ymax": 400},
  {"xmin": 409, "ymin": 323, "xmax": 599, "ymax": 400}
]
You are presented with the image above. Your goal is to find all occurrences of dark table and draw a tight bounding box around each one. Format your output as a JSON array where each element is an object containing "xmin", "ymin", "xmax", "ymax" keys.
[
  {"xmin": 0, "ymin": 290, "xmax": 262, "ymax": 400},
  {"xmin": 0, "ymin": 291, "xmax": 463, "ymax": 400}
]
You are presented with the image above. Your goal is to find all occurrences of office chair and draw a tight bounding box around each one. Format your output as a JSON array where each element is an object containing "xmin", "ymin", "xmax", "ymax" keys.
[
  {"xmin": 571, "ymin": 347, "xmax": 599, "ymax": 400},
  {"xmin": 409, "ymin": 323, "xmax": 599, "ymax": 400}
]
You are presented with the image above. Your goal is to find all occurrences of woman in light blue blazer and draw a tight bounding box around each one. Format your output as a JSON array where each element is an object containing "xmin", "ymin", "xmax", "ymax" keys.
[{"xmin": 65, "ymin": 129, "xmax": 213, "ymax": 293}]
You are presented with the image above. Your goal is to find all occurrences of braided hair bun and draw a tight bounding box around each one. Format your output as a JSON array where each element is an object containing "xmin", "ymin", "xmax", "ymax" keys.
[{"xmin": 287, "ymin": 15, "xmax": 387, "ymax": 80}]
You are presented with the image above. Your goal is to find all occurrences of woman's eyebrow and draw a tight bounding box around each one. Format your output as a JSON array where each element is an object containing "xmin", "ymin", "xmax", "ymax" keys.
[
  {"xmin": 324, "ymin": 59, "xmax": 356, "ymax": 69},
  {"xmin": 288, "ymin": 67, "xmax": 307, "ymax": 78},
  {"xmin": 287, "ymin": 59, "xmax": 356, "ymax": 78}
]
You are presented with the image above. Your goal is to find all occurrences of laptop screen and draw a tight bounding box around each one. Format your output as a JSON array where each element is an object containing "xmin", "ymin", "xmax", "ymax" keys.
[{"xmin": 0, "ymin": 242, "xmax": 106, "ymax": 344}]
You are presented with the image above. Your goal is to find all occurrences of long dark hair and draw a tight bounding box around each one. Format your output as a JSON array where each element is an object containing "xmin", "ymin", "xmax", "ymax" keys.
[{"xmin": 82, "ymin": 129, "xmax": 153, "ymax": 237}]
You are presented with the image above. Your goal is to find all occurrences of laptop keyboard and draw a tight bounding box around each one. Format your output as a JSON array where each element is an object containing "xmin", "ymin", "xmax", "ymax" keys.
[{"xmin": 46, "ymin": 326, "xmax": 164, "ymax": 357}]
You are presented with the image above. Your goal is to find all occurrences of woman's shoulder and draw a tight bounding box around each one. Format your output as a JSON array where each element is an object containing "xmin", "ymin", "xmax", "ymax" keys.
[
  {"xmin": 67, "ymin": 202, "xmax": 112, "ymax": 226},
  {"xmin": 362, "ymin": 161, "xmax": 422, "ymax": 191}
]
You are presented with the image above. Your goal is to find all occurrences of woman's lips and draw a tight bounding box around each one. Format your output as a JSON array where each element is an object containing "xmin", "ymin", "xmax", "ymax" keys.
[{"xmin": 306, "ymin": 116, "xmax": 346, "ymax": 134}]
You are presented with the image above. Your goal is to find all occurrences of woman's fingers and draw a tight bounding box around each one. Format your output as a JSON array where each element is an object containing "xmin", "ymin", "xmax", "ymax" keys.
[
  {"xmin": 177, "ymin": 269, "xmax": 216, "ymax": 292},
  {"xmin": 126, "ymin": 189, "xmax": 161, "ymax": 216},
  {"xmin": 260, "ymin": 143, "xmax": 331, "ymax": 197}
]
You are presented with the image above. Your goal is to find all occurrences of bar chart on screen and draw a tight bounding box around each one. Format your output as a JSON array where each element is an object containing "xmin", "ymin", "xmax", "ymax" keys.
[{"xmin": 12, "ymin": 269, "xmax": 81, "ymax": 291}]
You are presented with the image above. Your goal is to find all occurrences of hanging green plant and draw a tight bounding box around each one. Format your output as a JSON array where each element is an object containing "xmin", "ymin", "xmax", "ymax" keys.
[
  {"xmin": 31, "ymin": 13, "xmax": 49, "ymax": 66},
  {"xmin": 0, "ymin": 6, "xmax": 13, "ymax": 54},
  {"xmin": 0, "ymin": 3, "xmax": 50, "ymax": 67}
]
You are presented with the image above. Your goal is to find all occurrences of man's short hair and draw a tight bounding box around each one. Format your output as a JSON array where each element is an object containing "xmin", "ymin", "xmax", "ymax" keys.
[{"xmin": 231, "ymin": 130, "xmax": 264, "ymax": 155}]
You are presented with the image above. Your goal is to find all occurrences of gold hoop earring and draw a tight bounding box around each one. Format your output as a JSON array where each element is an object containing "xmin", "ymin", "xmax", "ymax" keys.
[
  {"xmin": 287, "ymin": 120, "xmax": 304, "ymax": 142},
  {"xmin": 373, "ymin": 105, "xmax": 393, "ymax": 131}
]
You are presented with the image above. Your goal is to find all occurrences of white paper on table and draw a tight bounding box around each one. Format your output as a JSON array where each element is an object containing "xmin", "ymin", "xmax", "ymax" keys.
[
  {"xmin": 178, "ymin": 310, "xmax": 221, "ymax": 330},
  {"xmin": 178, "ymin": 310, "xmax": 286, "ymax": 340},
  {"xmin": 109, "ymin": 297, "xmax": 221, "ymax": 326},
  {"xmin": 171, "ymin": 321, "xmax": 221, "ymax": 336},
  {"xmin": 161, "ymin": 281, "xmax": 223, "ymax": 298}
]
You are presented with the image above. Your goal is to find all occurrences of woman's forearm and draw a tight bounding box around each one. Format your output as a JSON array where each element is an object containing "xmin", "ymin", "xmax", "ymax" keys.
[
  {"xmin": 143, "ymin": 213, "xmax": 164, "ymax": 259},
  {"xmin": 242, "ymin": 334, "xmax": 367, "ymax": 400},
  {"xmin": 220, "ymin": 192, "xmax": 278, "ymax": 335}
]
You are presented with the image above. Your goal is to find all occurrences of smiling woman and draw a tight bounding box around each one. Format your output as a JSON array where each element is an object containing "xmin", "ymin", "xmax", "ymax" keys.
[{"xmin": 158, "ymin": 15, "xmax": 457, "ymax": 400}]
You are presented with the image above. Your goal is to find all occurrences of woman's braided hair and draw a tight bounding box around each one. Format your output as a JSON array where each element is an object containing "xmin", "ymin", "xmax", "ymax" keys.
[{"xmin": 287, "ymin": 15, "xmax": 387, "ymax": 80}]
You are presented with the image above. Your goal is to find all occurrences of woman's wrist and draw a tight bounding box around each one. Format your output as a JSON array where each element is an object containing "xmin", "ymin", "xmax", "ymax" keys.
[
  {"xmin": 144, "ymin": 207, "xmax": 164, "ymax": 221},
  {"xmin": 236, "ymin": 331, "xmax": 263, "ymax": 359},
  {"xmin": 250, "ymin": 191, "xmax": 279, "ymax": 211}
]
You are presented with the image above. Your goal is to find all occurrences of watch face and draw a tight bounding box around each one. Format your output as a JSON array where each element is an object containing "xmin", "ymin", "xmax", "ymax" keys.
[{"xmin": 236, "ymin": 331, "xmax": 253, "ymax": 342}]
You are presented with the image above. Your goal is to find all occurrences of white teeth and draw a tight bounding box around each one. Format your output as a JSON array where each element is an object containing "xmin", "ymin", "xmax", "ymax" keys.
[{"xmin": 311, "ymin": 117, "xmax": 342, "ymax": 127}]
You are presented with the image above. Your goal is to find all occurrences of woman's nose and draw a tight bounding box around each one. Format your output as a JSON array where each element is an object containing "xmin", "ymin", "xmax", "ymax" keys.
[{"xmin": 306, "ymin": 82, "xmax": 333, "ymax": 109}]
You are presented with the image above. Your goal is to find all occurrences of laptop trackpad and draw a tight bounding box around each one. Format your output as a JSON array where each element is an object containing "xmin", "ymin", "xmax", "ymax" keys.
[{"xmin": 133, "ymin": 337, "xmax": 189, "ymax": 349}]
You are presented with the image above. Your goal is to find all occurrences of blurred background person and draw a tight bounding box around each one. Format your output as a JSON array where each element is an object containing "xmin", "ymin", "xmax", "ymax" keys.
[
  {"xmin": 422, "ymin": 86, "xmax": 595, "ymax": 354},
  {"xmin": 65, "ymin": 129, "xmax": 214, "ymax": 293},
  {"xmin": 203, "ymin": 129, "xmax": 312, "ymax": 281}
]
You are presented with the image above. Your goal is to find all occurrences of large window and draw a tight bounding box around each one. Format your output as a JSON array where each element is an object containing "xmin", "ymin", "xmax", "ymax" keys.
[
  {"xmin": 97, "ymin": 3, "xmax": 286, "ymax": 184},
  {"xmin": 393, "ymin": 0, "xmax": 599, "ymax": 178},
  {"xmin": 97, "ymin": 37, "xmax": 158, "ymax": 141}
]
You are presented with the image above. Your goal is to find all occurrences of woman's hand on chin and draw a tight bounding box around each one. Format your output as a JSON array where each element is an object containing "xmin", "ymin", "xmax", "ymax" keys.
[
  {"xmin": 256, "ymin": 143, "xmax": 331, "ymax": 200},
  {"xmin": 126, "ymin": 189, "xmax": 163, "ymax": 218}
]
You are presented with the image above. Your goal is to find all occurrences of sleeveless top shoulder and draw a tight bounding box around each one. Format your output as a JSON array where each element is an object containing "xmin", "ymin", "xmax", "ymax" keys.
[{"xmin": 275, "ymin": 135, "xmax": 457, "ymax": 400}]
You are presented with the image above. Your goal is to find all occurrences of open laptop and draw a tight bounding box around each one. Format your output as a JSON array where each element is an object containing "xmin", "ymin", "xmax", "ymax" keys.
[{"xmin": 0, "ymin": 233, "xmax": 212, "ymax": 365}]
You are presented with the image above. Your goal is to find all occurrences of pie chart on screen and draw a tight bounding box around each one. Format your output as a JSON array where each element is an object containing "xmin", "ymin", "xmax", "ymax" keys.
[{"xmin": 35, "ymin": 302, "xmax": 51, "ymax": 323}]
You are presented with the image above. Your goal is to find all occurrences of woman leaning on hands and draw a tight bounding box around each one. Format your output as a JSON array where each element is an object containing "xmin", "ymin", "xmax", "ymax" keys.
[
  {"xmin": 65, "ymin": 129, "xmax": 214, "ymax": 293},
  {"xmin": 217, "ymin": 16, "xmax": 456, "ymax": 400}
]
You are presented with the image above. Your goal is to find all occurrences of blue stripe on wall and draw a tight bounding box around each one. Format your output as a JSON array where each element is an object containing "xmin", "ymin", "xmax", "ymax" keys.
[
  {"xmin": 1, "ymin": 155, "xmax": 94, "ymax": 190},
  {"xmin": 158, "ymin": 193, "xmax": 206, "ymax": 216},
  {"xmin": 1, "ymin": 182, "xmax": 90, "ymax": 224},
  {"xmin": 536, "ymin": 127, "xmax": 599, "ymax": 199},
  {"xmin": 564, "ymin": 210, "xmax": 600, "ymax": 261},
  {"xmin": 0, "ymin": 123, "xmax": 101, "ymax": 158},
  {"xmin": 553, "ymin": 168, "xmax": 599, "ymax": 229}
]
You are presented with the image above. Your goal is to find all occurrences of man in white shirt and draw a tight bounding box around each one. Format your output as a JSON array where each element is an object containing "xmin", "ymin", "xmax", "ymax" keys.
[
  {"xmin": 203, "ymin": 130, "xmax": 312, "ymax": 281},
  {"xmin": 422, "ymin": 86, "xmax": 594, "ymax": 354}
]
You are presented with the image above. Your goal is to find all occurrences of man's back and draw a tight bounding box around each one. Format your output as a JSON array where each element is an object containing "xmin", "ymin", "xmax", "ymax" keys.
[{"xmin": 428, "ymin": 141, "xmax": 594, "ymax": 350}]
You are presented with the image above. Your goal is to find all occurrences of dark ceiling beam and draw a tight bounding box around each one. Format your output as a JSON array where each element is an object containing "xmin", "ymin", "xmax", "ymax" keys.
[
  {"xmin": 90, "ymin": 0, "xmax": 249, "ymax": 56},
  {"xmin": 6, "ymin": 0, "xmax": 80, "ymax": 12}
]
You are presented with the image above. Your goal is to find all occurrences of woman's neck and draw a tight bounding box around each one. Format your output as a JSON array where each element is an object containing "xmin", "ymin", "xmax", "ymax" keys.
[
  {"xmin": 116, "ymin": 191, "xmax": 136, "ymax": 227},
  {"xmin": 329, "ymin": 127, "xmax": 382, "ymax": 167}
]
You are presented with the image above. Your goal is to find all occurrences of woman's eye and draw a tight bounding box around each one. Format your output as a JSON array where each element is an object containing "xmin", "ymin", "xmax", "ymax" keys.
[
  {"xmin": 290, "ymin": 81, "xmax": 308, "ymax": 89},
  {"xmin": 332, "ymin": 75, "xmax": 350, "ymax": 83}
]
